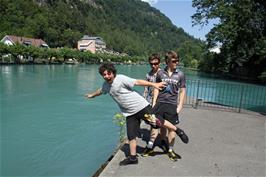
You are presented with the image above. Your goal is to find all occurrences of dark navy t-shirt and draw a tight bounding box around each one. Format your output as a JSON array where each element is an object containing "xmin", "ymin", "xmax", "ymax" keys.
[{"xmin": 156, "ymin": 67, "xmax": 186, "ymax": 105}]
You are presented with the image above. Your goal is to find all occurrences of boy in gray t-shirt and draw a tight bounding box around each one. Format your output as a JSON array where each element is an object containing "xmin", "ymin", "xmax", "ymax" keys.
[
  {"xmin": 85, "ymin": 63, "xmax": 187, "ymax": 166},
  {"xmin": 102, "ymin": 74, "xmax": 149, "ymax": 117}
]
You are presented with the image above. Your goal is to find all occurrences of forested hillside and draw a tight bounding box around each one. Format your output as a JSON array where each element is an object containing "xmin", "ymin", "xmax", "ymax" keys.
[{"xmin": 0, "ymin": 0, "xmax": 204, "ymax": 57}]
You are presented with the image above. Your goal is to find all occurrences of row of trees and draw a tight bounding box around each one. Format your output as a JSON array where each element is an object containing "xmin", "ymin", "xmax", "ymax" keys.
[
  {"xmin": 0, "ymin": 43, "xmax": 144, "ymax": 64},
  {"xmin": 0, "ymin": 41, "xmax": 207, "ymax": 70}
]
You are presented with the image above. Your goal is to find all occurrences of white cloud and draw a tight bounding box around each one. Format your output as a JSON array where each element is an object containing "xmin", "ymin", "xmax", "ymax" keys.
[{"xmin": 141, "ymin": 0, "xmax": 158, "ymax": 6}]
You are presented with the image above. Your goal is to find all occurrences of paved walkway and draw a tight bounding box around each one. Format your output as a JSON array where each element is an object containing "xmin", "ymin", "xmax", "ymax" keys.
[{"xmin": 99, "ymin": 107, "xmax": 265, "ymax": 176}]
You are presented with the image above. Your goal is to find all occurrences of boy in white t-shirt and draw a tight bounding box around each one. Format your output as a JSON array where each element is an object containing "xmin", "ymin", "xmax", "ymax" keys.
[{"xmin": 85, "ymin": 63, "xmax": 188, "ymax": 165}]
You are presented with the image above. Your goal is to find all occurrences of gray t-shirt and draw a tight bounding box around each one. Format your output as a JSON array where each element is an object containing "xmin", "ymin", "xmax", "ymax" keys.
[{"xmin": 101, "ymin": 74, "xmax": 149, "ymax": 117}]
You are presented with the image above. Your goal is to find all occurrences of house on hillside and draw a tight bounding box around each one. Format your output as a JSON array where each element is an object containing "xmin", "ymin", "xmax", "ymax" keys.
[
  {"xmin": 1, "ymin": 35, "xmax": 49, "ymax": 48},
  {"xmin": 77, "ymin": 35, "xmax": 106, "ymax": 53}
]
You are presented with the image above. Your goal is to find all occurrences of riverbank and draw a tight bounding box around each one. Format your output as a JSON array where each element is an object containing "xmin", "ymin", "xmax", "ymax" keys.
[
  {"xmin": 1, "ymin": 62, "xmax": 264, "ymax": 84},
  {"xmin": 97, "ymin": 107, "xmax": 265, "ymax": 176}
]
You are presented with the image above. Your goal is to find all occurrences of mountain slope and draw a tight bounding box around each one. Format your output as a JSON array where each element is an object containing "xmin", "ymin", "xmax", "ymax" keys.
[{"xmin": 0, "ymin": 0, "xmax": 202, "ymax": 56}]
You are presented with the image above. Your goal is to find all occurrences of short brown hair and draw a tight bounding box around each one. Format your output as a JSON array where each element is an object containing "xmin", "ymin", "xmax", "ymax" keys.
[
  {"xmin": 98, "ymin": 63, "xmax": 117, "ymax": 76},
  {"xmin": 148, "ymin": 53, "xmax": 160, "ymax": 63},
  {"xmin": 165, "ymin": 50, "xmax": 179, "ymax": 64}
]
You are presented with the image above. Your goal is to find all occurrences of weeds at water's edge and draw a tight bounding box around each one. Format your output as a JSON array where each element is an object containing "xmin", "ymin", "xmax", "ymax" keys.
[{"xmin": 112, "ymin": 113, "xmax": 126, "ymax": 143}]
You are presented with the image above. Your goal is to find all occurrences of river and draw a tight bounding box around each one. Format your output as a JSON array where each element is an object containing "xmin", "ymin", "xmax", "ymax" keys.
[{"xmin": 1, "ymin": 64, "xmax": 265, "ymax": 176}]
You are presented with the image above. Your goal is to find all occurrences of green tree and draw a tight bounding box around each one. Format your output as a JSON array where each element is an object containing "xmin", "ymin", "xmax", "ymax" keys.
[
  {"xmin": 192, "ymin": 0, "xmax": 266, "ymax": 80},
  {"xmin": 178, "ymin": 40, "xmax": 204, "ymax": 68},
  {"xmin": 27, "ymin": 45, "xmax": 41, "ymax": 63}
]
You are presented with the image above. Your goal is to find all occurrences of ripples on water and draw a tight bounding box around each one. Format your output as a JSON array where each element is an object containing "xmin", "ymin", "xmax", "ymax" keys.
[
  {"xmin": 1, "ymin": 64, "xmax": 265, "ymax": 176},
  {"xmin": 1, "ymin": 65, "xmax": 121, "ymax": 176}
]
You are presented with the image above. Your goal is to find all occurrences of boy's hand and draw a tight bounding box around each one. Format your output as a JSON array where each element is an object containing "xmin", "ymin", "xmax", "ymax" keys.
[
  {"xmin": 176, "ymin": 105, "xmax": 182, "ymax": 114},
  {"xmin": 84, "ymin": 94, "xmax": 93, "ymax": 99},
  {"xmin": 153, "ymin": 82, "xmax": 166, "ymax": 90},
  {"xmin": 84, "ymin": 89, "xmax": 102, "ymax": 99}
]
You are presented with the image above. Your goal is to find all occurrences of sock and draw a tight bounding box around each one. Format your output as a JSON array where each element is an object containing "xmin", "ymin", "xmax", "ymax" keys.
[
  {"xmin": 147, "ymin": 141, "xmax": 154, "ymax": 149},
  {"xmin": 169, "ymin": 145, "xmax": 173, "ymax": 152}
]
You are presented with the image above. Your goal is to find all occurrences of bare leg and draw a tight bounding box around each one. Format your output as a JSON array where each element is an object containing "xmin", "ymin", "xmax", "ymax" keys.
[
  {"xmin": 159, "ymin": 127, "xmax": 167, "ymax": 140},
  {"xmin": 129, "ymin": 138, "xmax": 137, "ymax": 156},
  {"xmin": 162, "ymin": 119, "xmax": 189, "ymax": 144},
  {"xmin": 143, "ymin": 114, "xmax": 188, "ymax": 144},
  {"xmin": 168, "ymin": 130, "xmax": 176, "ymax": 147},
  {"xmin": 150, "ymin": 128, "xmax": 159, "ymax": 143},
  {"xmin": 162, "ymin": 119, "xmax": 177, "ymax": 131}
]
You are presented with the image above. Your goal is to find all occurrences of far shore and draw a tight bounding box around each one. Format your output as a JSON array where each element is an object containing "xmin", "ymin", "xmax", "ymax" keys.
[{"xmin": 1, "ymin": 62, "xmax": 264, "ymax": 84}]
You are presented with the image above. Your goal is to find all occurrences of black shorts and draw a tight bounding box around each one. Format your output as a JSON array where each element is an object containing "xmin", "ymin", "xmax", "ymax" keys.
[
  {"xmin": 153, "ymin": 102, "xmax": 179, "ymax": 125},
  {"xmin": 126, "ymin": 105, "xmax": 153, "ymax": 141}
]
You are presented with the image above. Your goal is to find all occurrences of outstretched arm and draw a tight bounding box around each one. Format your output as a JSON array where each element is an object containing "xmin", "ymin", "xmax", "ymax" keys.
[
  {"xmin": 152, "ymin": 88, "xmax": 159, "ymax": 107},
  {"xmin": 84, "ymin": 88, "xmax": 102, "ymax": 99},
  {"xmin": 135, "ymin": 80, "xmax": 165, "ymax": 90}
]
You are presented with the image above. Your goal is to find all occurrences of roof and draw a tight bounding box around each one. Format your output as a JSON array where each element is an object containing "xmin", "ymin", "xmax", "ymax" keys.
[
  {"xmin": 80, "ymin": 35, "xmax": 105, "ymax": 44},
  {"xmin": 1, "ymin": 35, "xmax": 49, "ymax": 47}
]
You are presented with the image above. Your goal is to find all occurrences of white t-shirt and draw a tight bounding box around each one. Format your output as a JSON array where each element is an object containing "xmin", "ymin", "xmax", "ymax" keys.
[{"xmin": 102, "ymin": 74, "xmax": 149, "ymax": 117}]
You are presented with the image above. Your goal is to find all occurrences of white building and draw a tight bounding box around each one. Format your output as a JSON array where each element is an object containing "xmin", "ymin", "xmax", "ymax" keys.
[{"xmin": 77, "ymin": 35, "xmax": 106, "ymax": 53}]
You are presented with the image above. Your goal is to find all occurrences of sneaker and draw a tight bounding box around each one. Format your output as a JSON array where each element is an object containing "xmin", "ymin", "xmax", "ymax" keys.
[
  {"xmin": 141, "ymin": 147, "xmax": 154, "ymax": 157},
  {"xmin": 160, "ymin": 140, "xmax": 169, "ymax": 153},
  {"xmin": 167, "ymin": 150, "xmax": 181, "ymax": 161},
  {"xmin": 175, "ymin": 128, "xmax": 189, "ymax": 144},
  {"xmin": 143, "ymin": 114, "xmax": 161, "ymax": 129},
  {"xmin": 144, "ymin": 114, "xmax": 156, "ymax": 123},
  {"xmin": 119, "ymin": 156, "xmax": 138, "ymax": 166}
]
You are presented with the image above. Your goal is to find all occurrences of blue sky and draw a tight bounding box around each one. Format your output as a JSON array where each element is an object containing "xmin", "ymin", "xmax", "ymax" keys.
[{"xmin": 142, "ymin": 0, "xmax": 216, "ymax": 40}]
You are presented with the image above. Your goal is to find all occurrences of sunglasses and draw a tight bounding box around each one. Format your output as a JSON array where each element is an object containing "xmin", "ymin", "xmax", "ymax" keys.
[
  {"xmin": 150, "ymin": 62, "xmax": 159, "ymax": 66},
  {"xmin": 171, "ymin": 59, "xmax": 179, "ymax": 63}
]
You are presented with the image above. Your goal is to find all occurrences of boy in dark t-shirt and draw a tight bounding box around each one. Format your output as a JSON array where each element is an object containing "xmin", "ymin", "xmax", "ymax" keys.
[{"xmin": 142, "ymin": 51, "xmax": 189, "ymax": 161}]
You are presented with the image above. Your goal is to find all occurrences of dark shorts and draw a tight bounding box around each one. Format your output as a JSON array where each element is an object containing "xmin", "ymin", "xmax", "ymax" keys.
[
  {"xmin": 126, "ymin": 105, "xmax": 153, "ymax": 141},
  {"xmin": 153, "ymin": 102, "xmax": 179, "ymax": 125}
]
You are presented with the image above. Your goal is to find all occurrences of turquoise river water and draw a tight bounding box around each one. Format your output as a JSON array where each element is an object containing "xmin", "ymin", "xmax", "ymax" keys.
[{"xmin": 1, "ymin": 64, "xmax": 265, "ymax": 176}]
